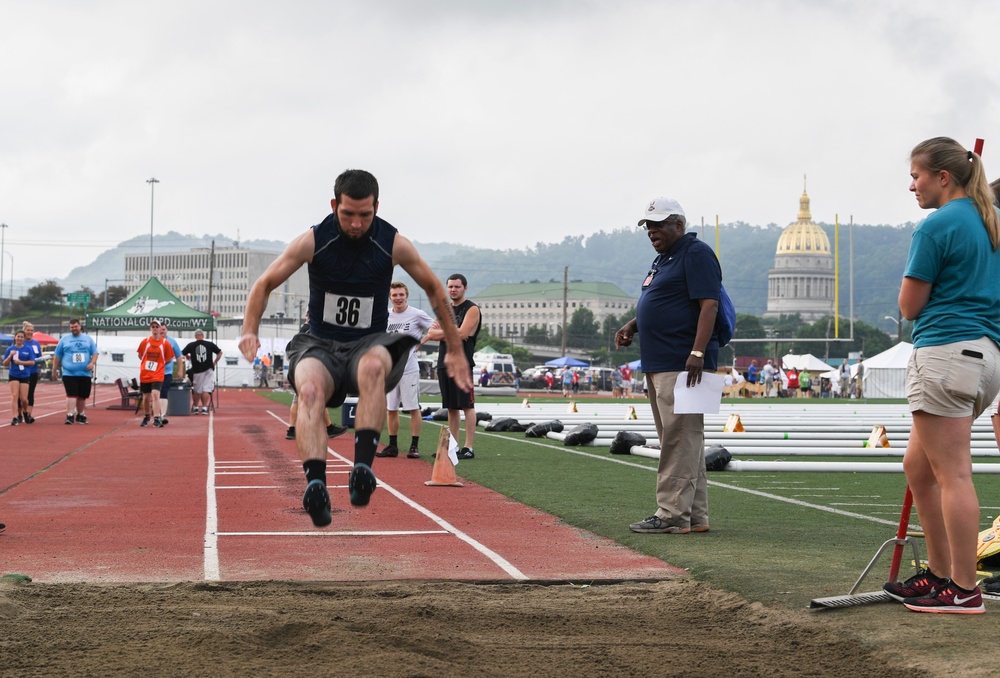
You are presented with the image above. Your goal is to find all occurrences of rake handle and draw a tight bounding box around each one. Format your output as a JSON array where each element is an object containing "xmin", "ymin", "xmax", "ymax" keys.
[{"xmin": 887, "ymin": 485, "xmax": 914, "ymax": 582}]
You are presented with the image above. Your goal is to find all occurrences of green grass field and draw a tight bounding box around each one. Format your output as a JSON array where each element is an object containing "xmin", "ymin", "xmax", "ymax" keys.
[{"xmin": 260, "ymin": 391, "xmax": 1000, "ymax": 610}]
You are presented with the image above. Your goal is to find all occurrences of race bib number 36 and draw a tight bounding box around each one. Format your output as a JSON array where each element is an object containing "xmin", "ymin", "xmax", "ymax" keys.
[{"xmin": 323, "ymin": 293, "xmax": 374, "ymax": 330}]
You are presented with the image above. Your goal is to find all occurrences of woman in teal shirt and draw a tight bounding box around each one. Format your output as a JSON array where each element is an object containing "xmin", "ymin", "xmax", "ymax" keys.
[{"xmin": 884, "ymin": 137, "xmax": 1000, "ymax": 614}]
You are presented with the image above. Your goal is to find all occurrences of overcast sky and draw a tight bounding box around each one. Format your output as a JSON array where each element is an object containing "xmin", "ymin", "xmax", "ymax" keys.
[{"xmin": 3, "ymin": 0, "xmax": 1000, "ymax": 290}]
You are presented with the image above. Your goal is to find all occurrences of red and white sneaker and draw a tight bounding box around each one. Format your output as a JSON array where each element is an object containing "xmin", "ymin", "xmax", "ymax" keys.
[{"xmin": 903, "ymin": 580, "xmax": 985, "ymax": 614}]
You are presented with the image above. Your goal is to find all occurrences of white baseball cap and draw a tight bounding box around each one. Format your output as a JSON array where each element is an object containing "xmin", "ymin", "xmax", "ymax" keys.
[{"xmin": 638, "ymin": 197, "xmax": 685, "ymax": 226}]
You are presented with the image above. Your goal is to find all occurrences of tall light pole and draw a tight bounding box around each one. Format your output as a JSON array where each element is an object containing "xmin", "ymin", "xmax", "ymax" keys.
[
  {"xmin": 146, "ymin": 178, "xmax": 159, "ymax": 281},
  {"xmin": 883, "ymin": 315, "xmax": 900, "ymax": 341},
  {"xmin": 4, "ymin": 251, "xmax": 12, "ymax": 303},
  {"xmin": 0, "ymin": 223, "xmax": 7, "ymax": 309}
]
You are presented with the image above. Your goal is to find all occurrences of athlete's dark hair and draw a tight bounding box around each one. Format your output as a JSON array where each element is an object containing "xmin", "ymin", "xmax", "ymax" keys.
[
  {"xmin": 447, "ymin": 274, "xmax": 468, "ymax": 287},
  {"xmin": 334, "ymin": 169, "xmax": 379, "ymax": 205}
]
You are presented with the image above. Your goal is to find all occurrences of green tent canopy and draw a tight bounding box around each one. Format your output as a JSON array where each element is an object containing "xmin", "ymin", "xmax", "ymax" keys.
[{"xmin": 87, "ymin": 277, "xmax": 216, "ymax": 331}]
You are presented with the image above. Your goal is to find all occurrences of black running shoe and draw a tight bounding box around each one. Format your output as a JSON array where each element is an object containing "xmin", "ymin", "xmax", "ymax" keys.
[
  {"xmin": 75, "ymin": 413, "xmax": 88, "ymax": 424},
  {"xmin": 16, "ymin": 414, "xmax": 23, "ymax": 423},
  {"xmin": 24, "ymin": 414, "xmax": 35, "ymax": 424},
  {"xmin": 285, "ymin": 426, "xmax": 296, "ymax": 440},
  {"xmin": 327, "ymin": 423, "xmax": 348, "ymax": 438},
  {"xmin": 883, "ymin": 567, "xmax": 947, "ymax": 602},
  {"xmin": 11, "ymin": 418, "xmax": 19, "ymax": 427},
  {"xmin": 153, "ymin": 417, "xmax": 163, "ymax": 428},
  {"xmin": 65, "ymin": 415, "xmax": 74, "ymax": 425},
  {"xmin": 406, "ymin": 445, "xmax": 421, "ymax": 459},
  {"xmin": 457, "ymin": 447, "xmax": 475, "ymax": 460},
  {"xmin": 140, "ymin": 416, "xmax": 150, "ymax": 427},
  {"xmin": 375, "ymin": 444, "xmax": 398, "ymax": 458},
  {"xmin": 349, "ymin": 463, "xmax": 377, "ymax": 507},
  {"xmin": 903, "ymin": 580, "xmax": 985, "ymax": 614},
  {"xmin": 160, "ymin": 417, "xmax": 169, "ymax": 426},
  {"xmin": 302, "ymin": 479, "xmax": 332, "ymax": 527}
]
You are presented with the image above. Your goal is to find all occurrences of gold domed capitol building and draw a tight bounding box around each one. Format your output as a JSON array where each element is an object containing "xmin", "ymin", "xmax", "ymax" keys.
[{"xmin": 764, "ymin": 181, "xmax": 834, "ymax": 320}]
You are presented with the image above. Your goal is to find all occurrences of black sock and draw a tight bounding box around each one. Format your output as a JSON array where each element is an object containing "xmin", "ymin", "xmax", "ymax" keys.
[
  {"xmin": 411, "ymin": 436, "xmax": 419, "ymax": 447},
  {"xmin": 303, "ymin": 459, "xmax": 327, "ymax": 484},
  {"xmin": 389, "ymin": 434, "xmax": 398, "ymax": 447},
  {"xmin": 355, "ymin": 429, "xmax": 380, "ymax": 467}
]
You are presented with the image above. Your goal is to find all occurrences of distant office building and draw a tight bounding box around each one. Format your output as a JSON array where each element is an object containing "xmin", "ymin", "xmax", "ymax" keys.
[
  {"xmin": 764, "ymin": 185, "xmax": 835, "ymax": 321},
  {"xmin": 475, "ymin": 281, "xmax": 636, "ymax": 340},
  {"xmin": 124, "ymin": 247, "xmax": 308, "ymax": 320}
]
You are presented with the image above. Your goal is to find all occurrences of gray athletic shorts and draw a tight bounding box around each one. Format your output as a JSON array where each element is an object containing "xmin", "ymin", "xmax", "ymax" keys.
[{"xmin": 285, "ymin": 331, "xmax": 418, "ymax": 408}]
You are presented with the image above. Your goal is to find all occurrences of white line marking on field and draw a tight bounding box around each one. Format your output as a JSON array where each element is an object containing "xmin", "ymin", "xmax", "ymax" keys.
[
  {"xmin": 485, "ymin": 429, "xmax": 902, "ymax": 528},
  {"xmin": 216, "ymin": 486, "xmax": 282, "ymax": 490},
  {"xmin": 262, "ymin": 410, "xmax": 529, "ymax": 580},
  {"xmin": 204, "ymin": 410, "xmax": 220, "ymax": 581},
  {"xmin": 219, "ymin": 530, "xmax": 450, "ymax": 537}
]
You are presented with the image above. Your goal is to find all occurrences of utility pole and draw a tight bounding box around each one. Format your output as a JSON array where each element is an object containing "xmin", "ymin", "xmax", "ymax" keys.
[
  {"xmin": 0, "ymin": 223, "xmax": 7, "ymax": 311},
  {"xmin": 207, "ymin": 239, "xmax": 215, "ymax": 317},
  {"xmin": 146, "ymin": 178, "xmax": 160, "ymax": 280},
  {"xmin": 561, "ymin": 266, "xmax": 568, "ymax": 356}
]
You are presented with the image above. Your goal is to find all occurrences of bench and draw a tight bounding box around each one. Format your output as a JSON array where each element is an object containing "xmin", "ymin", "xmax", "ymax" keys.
[{"xmin": 107, "ymin": 378, "xmax": 142, "ymax": 411}]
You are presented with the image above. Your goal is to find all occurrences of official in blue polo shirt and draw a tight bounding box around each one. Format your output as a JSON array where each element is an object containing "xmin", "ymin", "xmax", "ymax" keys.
[{"xmin": 615, "ymin": 197, "xmax": 721, "ymax": 536}]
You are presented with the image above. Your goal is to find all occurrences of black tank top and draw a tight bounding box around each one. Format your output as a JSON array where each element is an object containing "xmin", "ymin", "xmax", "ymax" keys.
[{"xmin": 437, "ymin": 298, "xmax": 481, "ymax": 367}]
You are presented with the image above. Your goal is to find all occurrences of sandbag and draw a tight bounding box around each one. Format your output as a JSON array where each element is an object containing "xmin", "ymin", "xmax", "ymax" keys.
[
  {"xmin": 431, "ymin": 408, "xmax": 449, "ymax": 421},
  {"xmin": 476, "ymin": 411, "xmax": 493, "ymax": 422},
  {"xmin": 609, "ymin": 430, "xmax": 646, "ymax": 455},
  {"xmin": 485, "ymin": 417, "xmax": 521, "ymax": 432},
  {"xmin": 563, "ymin": 422, "xmax": 599, "ymax": 446},
  {"xmin": 705, "ymin": 444, "xmax": 732, "ymax": 472},
  {"xmin": 525, "ymin": 420, "xmax": 564, "ymax": 438}
]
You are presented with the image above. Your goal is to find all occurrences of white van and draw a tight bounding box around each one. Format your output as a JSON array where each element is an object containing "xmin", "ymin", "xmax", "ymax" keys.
[{"xmin": 472, "ymin": 352, "xmax": 517, "ymax": 387}]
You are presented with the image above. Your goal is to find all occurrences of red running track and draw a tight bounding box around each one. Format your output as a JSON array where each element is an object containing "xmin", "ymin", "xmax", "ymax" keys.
[{"xmin": 0, "ymin": 383, "xmax": 682, "ymax": 583}]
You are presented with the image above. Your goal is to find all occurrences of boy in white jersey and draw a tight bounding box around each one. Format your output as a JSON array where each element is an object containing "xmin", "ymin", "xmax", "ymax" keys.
[{"xmin": 377, "ymin": 282, "xmax": 434, "ymax": 458}]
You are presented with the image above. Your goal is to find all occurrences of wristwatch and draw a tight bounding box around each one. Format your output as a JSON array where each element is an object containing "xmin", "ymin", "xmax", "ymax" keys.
[{"xmin": 690, "ymin": 350, "xmax": 705, "ymax": 359}]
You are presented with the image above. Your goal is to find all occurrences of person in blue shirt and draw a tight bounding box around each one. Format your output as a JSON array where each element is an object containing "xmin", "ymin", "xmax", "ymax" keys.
[
  {"xmin": 20, "ymin": 322, "xmax": 44, "ymax": 423},
  {"xmin": 3, "ymin": 330, "xmax": 35, "ymax": 427},
  {"xmin": 51, "ymin": 318, "xmax": 99, "ymax": 425},
  {"xmin": 158, "ymin": 324, "xmax": 184, "ymax": 423},
  {"xmin": 616, "ymin": 197, "xmax": 721, "ymax": 536},
  {"xmin": 884, "ymin": 137, "xmax": 1000, "ymax": 614}
]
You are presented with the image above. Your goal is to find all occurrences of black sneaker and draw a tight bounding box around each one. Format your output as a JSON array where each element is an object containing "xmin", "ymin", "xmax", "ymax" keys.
[
  {"xmin": 406, "ymin": 445, "xmax": 421, "ymax": 459},
  {"xmin": 302, "ymin": 479, "xmax": 332, "ymax": 527},
  {"xmin": 75, "ymin": 413, "xmax": 88, "ymax": 424},
  {"xmin": 11, "ymin": 418, "xmax": 19, "ymax": 427},
  {"xmin": 327, "ymin": 424, "xmax": 348, "ymax": 439},
  {"xmin": 24, "ymin": 414, "xmax": 34, "ymax": 424},
  {"xmin": 65, "ymin": 415, "xmax": 74, "ymax": 425},
  {"xmin": 285, "ymin": 426, "xmax": 296, "ymax": 440},
  {"xmin": 457, "ymin": 447, "xmax": 475, "ymax": 460},
  {"xmin": 140, "ymin": 416, "xmax": 151, "ymax": 427},
  {"xmin": 16, "ymin": 414, "xmax": 23, "ymax": 423},
  {"xmin": 349, "ymin": 463, "xmax": 377, "ymax": 507},
  {"xmin": 903, "ymin": 580, "xmax": 985, "ymax": 614},
  {"xmin": 883, "ymin": 567, "xmax": 947, "ymax": 602},
  {"xmin": 375, "ymin": 444, "xmax": 398, "ymax": 458},
  {"xmin": 160, "ymin": 417, "xmax": 169, "ymax": 426},
  {"xmin": 153, "ymin": 417, "xmax": 163, "ymax": 428}
]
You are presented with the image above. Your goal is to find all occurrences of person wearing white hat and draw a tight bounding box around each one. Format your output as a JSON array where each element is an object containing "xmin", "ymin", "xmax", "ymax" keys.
[{"xmin": 616, "ymin": 197, "xmax": 723, "ymax": 535}]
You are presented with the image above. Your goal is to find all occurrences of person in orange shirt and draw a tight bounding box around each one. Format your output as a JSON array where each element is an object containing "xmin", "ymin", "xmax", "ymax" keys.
[{"xmin": 137, "ymin": 319, "xmax": 175, "ymax": 428}]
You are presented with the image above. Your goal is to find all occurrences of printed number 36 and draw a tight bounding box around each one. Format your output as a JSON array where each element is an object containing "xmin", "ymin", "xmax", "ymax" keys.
[{"xmin": 336, "ymin": 297, "xmax": 361, "ymax": 326}]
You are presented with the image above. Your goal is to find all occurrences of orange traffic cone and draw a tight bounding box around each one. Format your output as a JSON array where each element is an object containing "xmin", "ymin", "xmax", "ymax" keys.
[{"xmin": 425, "ymin": 428, "xmax": 464, "ymax": 487}]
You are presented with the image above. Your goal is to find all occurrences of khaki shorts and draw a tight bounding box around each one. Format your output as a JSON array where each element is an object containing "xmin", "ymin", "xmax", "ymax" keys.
[
  {"xmin": 192, "ymin": 370, "xmax": 215, "ymax": 394},
  {"xmin": 906, "ymin": 337, "xmax": 1000, "ymax": 418}
]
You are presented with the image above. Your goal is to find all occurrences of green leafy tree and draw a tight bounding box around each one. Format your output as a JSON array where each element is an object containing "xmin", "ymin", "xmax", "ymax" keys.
[
  {"xmin": 565, "ymin": 307, "xmax": 601, "ymax": 349},
  {"xmin": 523, "ymin": 324, "xmax": 550, "ymax": 346},
  {"xmin": 104, "ymin": 285, "xmax": 129, "ymax": 308},
  {"xmin": 21, "ymin": 280, "xmax": 64, "ymax": 312}
]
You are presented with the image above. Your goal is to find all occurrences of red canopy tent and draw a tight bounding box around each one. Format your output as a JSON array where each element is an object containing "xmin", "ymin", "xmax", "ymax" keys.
[{"xmin": 30, "ymin": 331, "xmax": 59, "ymax": 345}]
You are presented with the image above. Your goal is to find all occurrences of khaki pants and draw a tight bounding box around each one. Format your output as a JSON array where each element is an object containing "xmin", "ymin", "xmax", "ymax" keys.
[{"xmin": 646, "ymin": 372, "xmax": 708, "ymax": 529}]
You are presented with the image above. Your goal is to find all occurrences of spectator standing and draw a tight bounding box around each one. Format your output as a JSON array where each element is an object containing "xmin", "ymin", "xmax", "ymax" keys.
[
  {"xmin": 20, "ymin": 322, "xmax": 43, "ymax": 423},
  {"xmin": 616, "ymin": 197, "xmax": 720, "ymax": 535},
  {"xmin": 158, "ymin": 325, "xmax": 184, "ymax": 423},
  {"xmin": 377, "ymin": 281, "xmax": 433, "ymax": 459},
  {"xmin": 621, "ymin": 364, "xmax": 633, "ymax": 398},
  {"xmin": 426, "ymin": 273, "xmax": 481, "ymax": 460},
  {"xmin": 761, "ymin": 359, "xmax": 776, "ymax": 397},
  {"xmin": 52, "ymin": 318, "xmax": 98, "ymax": 425},
  {"xmin": 838, "ymin": 359, "xmax": 851, "ymax": 398},
  {"xmin": 882, "ymin": 137, "xmax": 1000, "ymax": 614},
  {"xmin": 182, "ymin": 329, "xmax": 222, "ymax": 414},
  {"xmin": 799, "ymin": 370, "xmax": 811, "ymax": 398},
  {"xmin": 855, "ymin": 358, "xmax": 865, "ymax": 398}
]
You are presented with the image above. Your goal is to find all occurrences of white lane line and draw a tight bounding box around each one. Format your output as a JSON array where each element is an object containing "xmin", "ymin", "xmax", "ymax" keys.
[
  {"xmin": 262, "ymin": 410, "xmax": 529, "ymax": 580},
  {"xmin": 204, "ymin": 409, "xmax": 221, "ymax": 581},
  {"xmin": 219, "ymin": 530, "xmax": 450, "ymax": 537},
  {"xmin": 217, "ymin": 486, "xmax": 283, "ymax": 490}
]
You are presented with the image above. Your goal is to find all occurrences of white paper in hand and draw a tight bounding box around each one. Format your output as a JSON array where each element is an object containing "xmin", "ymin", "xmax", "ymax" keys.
[
  {"xmin": 672, "ymin": 371, "xmax": 725, "ymax": 414},
  {"xmin": 448, "ymin": 432, "xmax": 460, "ymax": 466}
]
